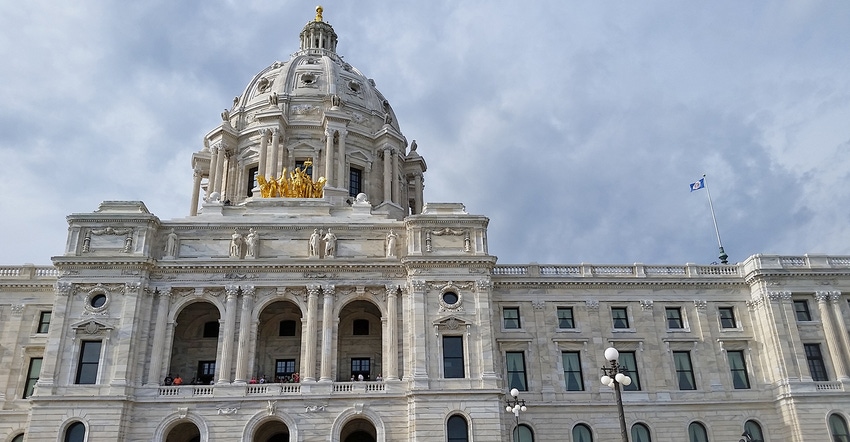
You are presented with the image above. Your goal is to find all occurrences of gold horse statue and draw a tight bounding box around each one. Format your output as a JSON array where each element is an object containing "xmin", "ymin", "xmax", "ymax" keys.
[{"xmin": 257, "ymin": 160, "xmax": 326, "ymax": 198}]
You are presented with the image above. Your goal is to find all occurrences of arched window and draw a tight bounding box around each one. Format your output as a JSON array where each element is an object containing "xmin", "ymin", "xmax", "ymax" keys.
[
  {"xmin": 829, "ymin": 414, "xmax": 850, "ymax": 442},
  {"xmin": 744, "ymin": 420, "xmax": 764, "ymax": 442},
  {"xmin": 572, "ymin": 423, "xmax": 593, "ymax": 442},
  {"xmin": 688, "ymin": 422, "xmax": 709, "ymax": 442},
  {"xmin": 11, "ymin": 434, "xmax": 24, "ymax": 442},
  {"xmin": 446, "ymin": 415, "xmax": 468, "ymax": 442},
  {"xmin": 64, "ymin": 422, "xmax": 86, "ymax": 442},
  {"xmin": 513, "ymin": 424, "xmax": 534, "ymax": 442},
  {"xmin": 631, "ymin": 423, "xmax": 652, "ymax": 442}
]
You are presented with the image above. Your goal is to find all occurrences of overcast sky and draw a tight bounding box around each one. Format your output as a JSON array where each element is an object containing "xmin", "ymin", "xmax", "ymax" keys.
[{"xmin": 2, "ymin": 1, "xmax": 850, "ymax": 266}]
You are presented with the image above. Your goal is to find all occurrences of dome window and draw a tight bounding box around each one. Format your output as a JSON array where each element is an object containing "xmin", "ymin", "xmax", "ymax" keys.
[
  {"xmin": 300, "ymin": 73, "xmax": 317, "ymax": 86},
  {"xmin": 347, "ymin": 80, "xmax": 361, "ymax": 93}
]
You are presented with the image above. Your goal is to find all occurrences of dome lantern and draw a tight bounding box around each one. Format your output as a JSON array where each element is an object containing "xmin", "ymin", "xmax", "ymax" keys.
[{"xmin": 300, "ymin": 5, "xmax": 338, "ymax": 53}]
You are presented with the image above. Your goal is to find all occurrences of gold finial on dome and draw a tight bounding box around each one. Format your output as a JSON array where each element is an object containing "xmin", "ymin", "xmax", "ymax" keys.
[{"xmin": 315, "ymin": 5, "xmax": 323, "ymax": 22}]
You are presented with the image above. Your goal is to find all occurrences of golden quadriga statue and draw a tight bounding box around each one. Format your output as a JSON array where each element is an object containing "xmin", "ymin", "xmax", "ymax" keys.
[{"xmin": 257, "ymin": 160, "xmax": 327, "ymax": 198}]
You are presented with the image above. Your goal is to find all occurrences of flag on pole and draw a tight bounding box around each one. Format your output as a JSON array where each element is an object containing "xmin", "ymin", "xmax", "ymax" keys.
[{"xmin": 689, "ymin": 178, "xmax": 705, "ymax": 192}]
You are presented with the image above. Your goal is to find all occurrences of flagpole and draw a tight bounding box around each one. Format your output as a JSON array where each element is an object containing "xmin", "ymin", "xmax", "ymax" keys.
[{"xmin": 702, "ymin": 174, "xmax": 729, "ymax": 264}]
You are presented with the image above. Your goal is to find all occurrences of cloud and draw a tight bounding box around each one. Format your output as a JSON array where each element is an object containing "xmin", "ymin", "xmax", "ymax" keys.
[{"xmin": 2, "ymin": 1, "xmax": 850, "ymax": 266}]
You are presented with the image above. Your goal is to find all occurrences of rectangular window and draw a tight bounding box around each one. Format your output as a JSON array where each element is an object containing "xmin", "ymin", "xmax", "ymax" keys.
[
  {"xmin": 718, "ymin": 307, "xmax": 736, "ymax": 329},
  {"xmin": 75, "ymin": 341, "xmax": 102, "ymax": 384},
  {"xmin": 673, "ymin": 351, "xmax": 696, "ymax": 390},
  {"xmin": 349, "ymin": 167, "xmax": 363, "ymax": 197},
  {"xmin": 666, "ymin": 307, "xmax": 684, "ymax": 329},
  {"xmin": 197, "ymin": 360, "xmax": 216, "ymax": 385},
  {"xmin": 503, "ymin": 307, "xmax": 521, "ymax": 329},
  {"xmin": 794, "ymin": 300, "xmax": 812, "ymax": 321},
  {"xmin": 562, "ymin": 351, "xmax": 584, "ymax": 391},
  {"xmin": 506, "ymin": 352, "xmax": 528, "ymax": 391},
  {"xmin": 557, "ymin": 307, "xmax": 575, "ymax": 329},
  {"xmin": 246, "ymin": 166, "xmax": 258, "ymax": 197},
  {"xmin": 23, "ymin": 357, "xmax": 42, "ymax": 398},
  {"xmin": 37, "ymin": 311, "xmax": 51, "ymax": 334},
  {"xmin": 275, "ymin": 359, "xmax": 296, "ymax": 379},
  {"xmin": 295, "ymin": 160, "xmax": 313, "ymax": 177},
  {"xmin": 727, "ymin": 350, "xmax": 750, "ymax": 389},
  {"xmin": 443, "ymin": 336, "xmax": 465, "ymax": 378},
  {"xmin": 351, "ymin": 358, "xmax": 371, "ymax": 380},
  {"xmin": 612, "ymin": 307, "xmax": 630, "ymax": 329},
  {"xmin": 804, "ymin": 343, "xmax": 828, "ymax": 381},
  {"xmin": 619, "ymin": 351, "xmax": 641, "ymax": 391}
]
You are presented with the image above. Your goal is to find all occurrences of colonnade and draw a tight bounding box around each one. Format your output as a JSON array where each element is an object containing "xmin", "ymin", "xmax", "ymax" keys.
[
  {"xmin": 815, "ymin": 291, "xmax": 850, "ymax": 380},
  {"xmin": 146, "ymin": 284, "xmax": 403, "ymax": 386}
]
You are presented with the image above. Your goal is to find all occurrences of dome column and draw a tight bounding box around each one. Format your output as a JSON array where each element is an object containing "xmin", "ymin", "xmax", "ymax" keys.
[
  {"xmin": 336, "ymin": 130, "xmax": 347, "ymax": 188},
  {"xmin": 258, "ymin": 129, "xmax": 269, "ymax": 178},
  {"xmin": 382, "ymin": 146, "xmax": 392, "ymax": 204},
  {"xmin": 207, "ymin": 145, "xmax": 220, "ymax": 200},
  {"xmin": 413, "ymin": 172, "xmax": 424, "ymax": 214},
  {"xmin": 269, "ymin": 129, "xmax": 281, "ymax": 177},
  {"xmin": 391, "ymin": 148, "xmax": 399, "ymax": 204},
  {"xmin": 190, "ymin": 168, "xmax": 202, "ymax": 216},
  {"xmin": 324, "ymin": 129, "xmax": 334, "ymax": 184},
  {"xmin": 213, "ymin": 143, "xmax": 228, "ymax": 196}
]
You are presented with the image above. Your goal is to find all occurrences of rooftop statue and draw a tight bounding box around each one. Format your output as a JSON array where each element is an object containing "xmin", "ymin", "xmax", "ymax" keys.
[{"xmin": 257, "ymin": 160, "xmax": 327, "ymax": 198}]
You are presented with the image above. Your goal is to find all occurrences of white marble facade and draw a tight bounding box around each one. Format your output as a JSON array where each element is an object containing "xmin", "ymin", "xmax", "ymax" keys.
[{"xmin": 2, "ymin": 9, "xmax": 850, "ymax": 442}]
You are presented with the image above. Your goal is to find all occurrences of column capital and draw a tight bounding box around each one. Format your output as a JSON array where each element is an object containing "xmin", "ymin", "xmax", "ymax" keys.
[
  {"xmin": 225, "ymin": 284, "xmax": 240, "ymax": 299},
  {"xmin": 323, "ymin": 284, "xmax": 336, "ymax": 297},
  {"xmin": 385, "ymin": 284, "xmax": 401, "ymax": 296},
  {"xmin": 241, "ymin": 285, "xmax": 256, "ymax": 299},
  {"xmin": 815, "ymin": 290, "xmax": 841, "ymax": 303},
  {"xmin": 307, "ymin": 284, "xmax": 322, "ymax": 297}
]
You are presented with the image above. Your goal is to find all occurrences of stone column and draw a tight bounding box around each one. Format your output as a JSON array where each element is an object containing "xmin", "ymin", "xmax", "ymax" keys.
[
  {"xmin": 391, "ymin": 147, "xmax": 399, "ymax": 204},
  {"xmin": 409, "ymin": 280, "xmax": 428, "ymax": 381},
  {"xmin": 319, "ymin": 285, "xmax": 335, "ymax": 382},
  {"xmin": 214, "ymin": 144, "xmax": 228, "ymax": 195},
  {"xmin": 385, "ymin": 285, "xmax": 399, "ymax": 380},
  {"xmin": 413, "ymin": 173, "xmax": 424, "ymax": 214},
  {"xmin": 146, "ymin": 288, "xmax": 172, "ymax": 385},
  {"xmin": 336, "ymin": 130, "xmax": 347, "ymax": 188},
  {"xmin": 217, "ymin": 285, "xmax": 239, "ymax": 384},
  {"xmin": 312, "ymin": 149, "xmax": 321, "ymax": 181},
  {"xmin": 382, "ymin": 147, "xmax": 392, "ymax": 204},
  {"xmin": 302, "ymin": 285, "xmax": 320, "ymax": 381},
  {"xmin": 269, "ymin": 129, "xmax": 280, "ymax": 177},
  {"xmin": 258, "ymin": 129, "xmax": 269, "ymax": 178},
  {"xmin": 816, "ymin": 291, "xmax": 849, "ymax": 380},
  {"xmin": 324, "ymin": 129, "xmax": 334, "ymax": 185},
  {"xmin": 234, "ymin": 286, "xmax": 255, "ymax": 384},
  {"xmin": 190, "ymin": 169, "xmax": 202, "ymax": 215},
  {"xmin": 364, "ymin": 162, "xmax": 373, "ymax": 200},
  {"xmin": 207, "ymin": 145, "xmax": 220, "ymax": 200},
  {"xmin": 830, "ymin": 292, "xmax": 850, "ymax": 381}
]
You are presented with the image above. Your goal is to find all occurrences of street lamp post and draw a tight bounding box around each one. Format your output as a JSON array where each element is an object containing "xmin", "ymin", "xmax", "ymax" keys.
[
  {"xmin": 505, "ymin": 388, "xmax": 527, "ymax": 424},
  {"xmin": 600, "ymin": 347, "xmax": 632, "ymax": 442}
]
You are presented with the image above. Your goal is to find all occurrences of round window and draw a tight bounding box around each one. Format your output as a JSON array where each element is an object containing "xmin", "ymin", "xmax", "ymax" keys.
[
  {"xmin": 90, "ymin": 294, "xmax": 107, "ymax": 308},
  {"xmin": 442, "ymin": 291, "xmax": 459, "ymax": 305}
]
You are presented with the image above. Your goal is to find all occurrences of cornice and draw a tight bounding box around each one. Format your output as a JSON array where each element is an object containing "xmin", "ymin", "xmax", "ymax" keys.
[{"xmin": 492, "ymin": 279, "xmax": 746, "ymax": 290}]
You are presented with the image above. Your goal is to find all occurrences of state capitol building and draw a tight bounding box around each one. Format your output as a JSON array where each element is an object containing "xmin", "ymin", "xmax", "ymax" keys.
[{"xmin": 1, "ymin": 8, "xmax": 849, "ymax": 442}]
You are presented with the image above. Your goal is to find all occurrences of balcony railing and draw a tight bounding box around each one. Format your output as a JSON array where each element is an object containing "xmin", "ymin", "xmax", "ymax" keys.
[{"xmin": 152, "ymin": 381, "xmax": 387, "ymax": 398}]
